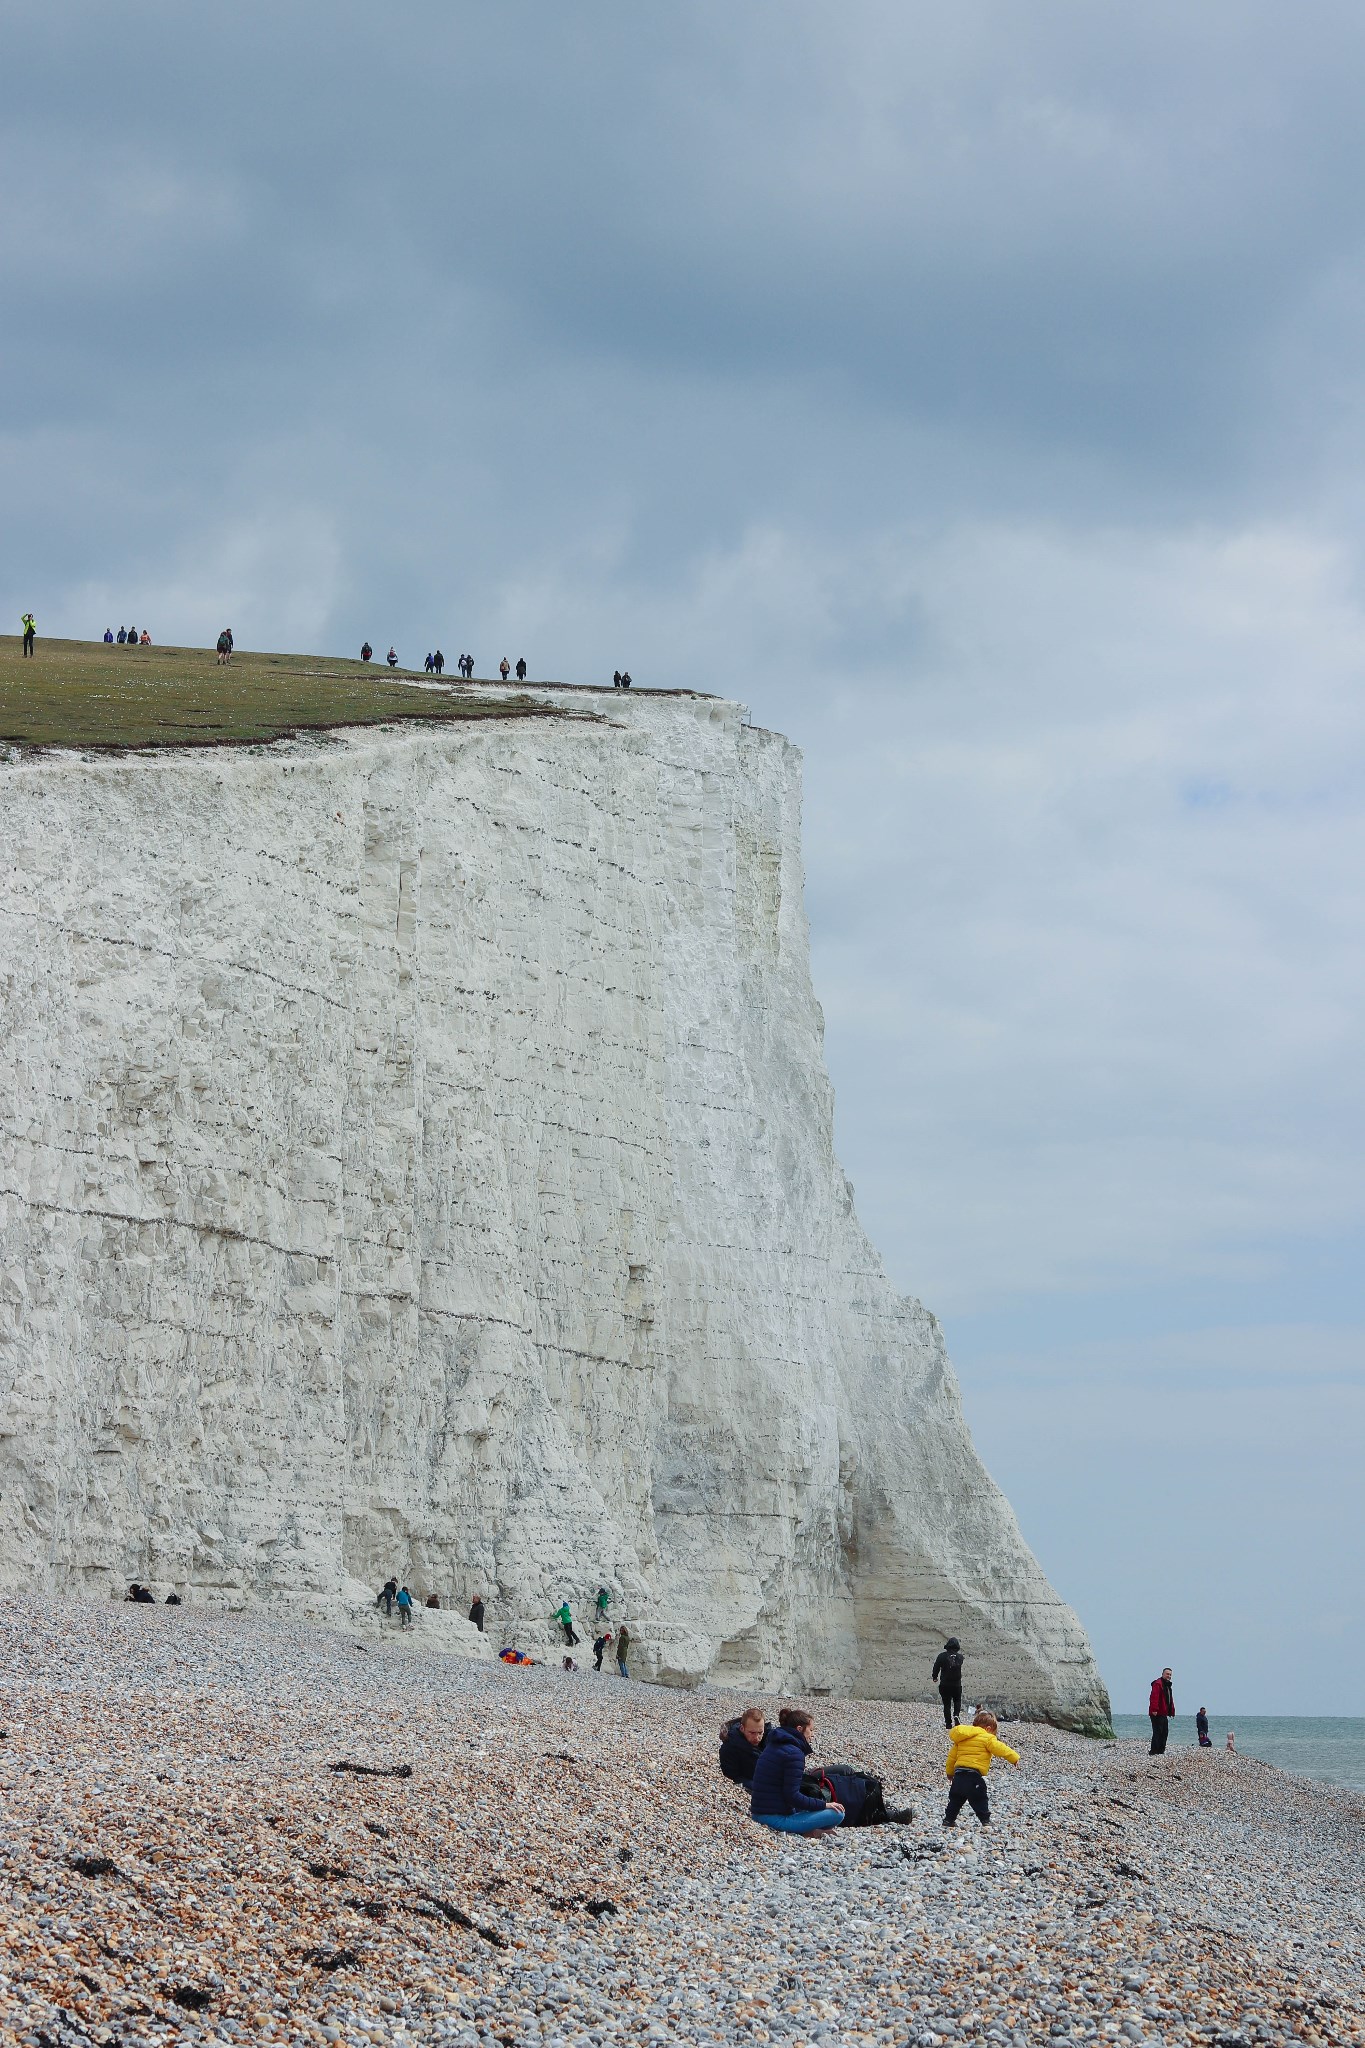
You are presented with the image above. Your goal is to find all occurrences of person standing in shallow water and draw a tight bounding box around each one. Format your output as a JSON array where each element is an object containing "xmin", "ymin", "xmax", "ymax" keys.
[
  {"xmin": 932, "ymin": 1637, "xmax": 964, "ymax": 1729},
  {"xmin": 1148, "ymin": 1667, "xmax": 1175, "ymax": 1754}
]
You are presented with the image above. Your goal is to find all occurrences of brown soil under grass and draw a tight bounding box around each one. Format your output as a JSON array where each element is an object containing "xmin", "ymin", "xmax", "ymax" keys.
[{"xmin": 0, "ymin": 636, "xmax": 563, "ymax": 752}]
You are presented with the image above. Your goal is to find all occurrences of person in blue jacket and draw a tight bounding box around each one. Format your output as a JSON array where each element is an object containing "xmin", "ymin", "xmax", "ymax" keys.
[{"xmin": 750, "ymin": 1708, "xmax": 844, "ymax": 1836}]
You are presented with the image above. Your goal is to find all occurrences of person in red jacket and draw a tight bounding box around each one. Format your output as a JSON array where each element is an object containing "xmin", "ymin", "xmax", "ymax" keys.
[{"xmin": 1148, "ymin": 1668, "xmax": 1175, "ymax": 1754}]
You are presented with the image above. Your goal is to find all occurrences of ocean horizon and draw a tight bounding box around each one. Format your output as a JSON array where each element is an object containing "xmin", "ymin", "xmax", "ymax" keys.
[{"xmin": 1109, "ymin": 1712, "xmax": 1365, "ymax": 1792}]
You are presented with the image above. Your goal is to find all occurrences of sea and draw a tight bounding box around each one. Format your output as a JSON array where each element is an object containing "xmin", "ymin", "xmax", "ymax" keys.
[{"xmin": 1110, "ymin": 1714, "xmax": 1365, "ymax": 1793}]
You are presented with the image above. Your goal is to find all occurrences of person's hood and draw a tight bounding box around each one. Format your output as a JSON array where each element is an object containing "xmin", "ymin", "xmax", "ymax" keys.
[
  {"xmin": 944, "ymin": 1638, "xmax": 961, "ymax": 1653},
  {"xmin": 769, "ymin": 1725, "xmax": 811, "ymax": 1758}
]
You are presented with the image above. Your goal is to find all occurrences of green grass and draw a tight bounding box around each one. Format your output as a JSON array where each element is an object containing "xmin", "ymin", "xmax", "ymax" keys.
[{"xmin": 0, "ymin": 637, "xmax": 558, "ymax": 751}]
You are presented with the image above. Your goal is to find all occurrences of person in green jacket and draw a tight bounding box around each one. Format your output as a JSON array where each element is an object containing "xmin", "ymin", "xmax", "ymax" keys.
[
  {"xmin": 554, "ymin": 1601, "xmax": 580, "ymax": 1646},
  {"xmin": 21, "ymin": 613, "xmax": 36, "ymax": 657}
]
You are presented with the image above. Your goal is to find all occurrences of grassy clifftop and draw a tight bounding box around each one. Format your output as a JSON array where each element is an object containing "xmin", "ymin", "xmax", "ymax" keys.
[{"xmin": 0, "ymin": 637, "xmax": 555, "ymax": 751}]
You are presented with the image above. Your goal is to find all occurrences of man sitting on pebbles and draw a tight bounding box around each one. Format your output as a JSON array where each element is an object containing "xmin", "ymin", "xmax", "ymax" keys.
[{"xmin": 943, "ymin": 1709, "xmax": 1020, "ymax": 1829}]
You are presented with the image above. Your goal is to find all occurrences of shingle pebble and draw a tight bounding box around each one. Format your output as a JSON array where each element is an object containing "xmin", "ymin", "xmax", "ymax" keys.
[{"xmin": 0, "ymin": 1600, "xmax": 1359, "ymax": 2046}]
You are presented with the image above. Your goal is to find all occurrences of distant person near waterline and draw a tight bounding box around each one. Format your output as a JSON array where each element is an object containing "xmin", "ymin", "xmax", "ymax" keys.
[
  {"xmin": 942, "ymin": 1710, "xmax": 1020, "ymax": 1829},
  {"xmin": 615, "ymin": 1624, "xmax": 631, "ymax": 1678},
  {"xmin": 932, "ymin": 1637, "xmax": 964, "ymax": 1729},
  {"xmin": 1149, "ymin": 1668, "xmax": 1175, "ymax": 1754},
  {"xmin": 1197, "ymin": 1707, "xmax": 1211, "ymax": 1747},
  {"xmin": 750, "ymin": 1708, "xmax": 844, "ymax": 1837},
  {"xmin": 1226, "ymin": 1729, "xmax": 1237, "ymax": 1753},
  {"xmin": 21, "ymin": 613, "xmax": 36, "ymax": 657},
  {"xmin": 468, "ymin": 1594, "xmax": 485, "ymax": 1633}
]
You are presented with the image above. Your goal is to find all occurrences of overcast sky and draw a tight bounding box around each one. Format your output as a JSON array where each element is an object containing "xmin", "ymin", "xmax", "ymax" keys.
[{"xmin": 6, "ymin": 2, "xmax": 1362, "ymax": 1715}]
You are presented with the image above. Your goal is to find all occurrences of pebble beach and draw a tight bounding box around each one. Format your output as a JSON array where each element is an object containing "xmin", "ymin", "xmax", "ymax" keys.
[{"xmin": 1, "ymin": 1602, "xmax": 1359, "ymax": 2048}]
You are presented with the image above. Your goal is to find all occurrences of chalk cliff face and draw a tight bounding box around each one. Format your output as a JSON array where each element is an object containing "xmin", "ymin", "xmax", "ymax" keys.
[{"xmin": 0, "ymin": 690, "xmax": 1109, "ymax": 1727}]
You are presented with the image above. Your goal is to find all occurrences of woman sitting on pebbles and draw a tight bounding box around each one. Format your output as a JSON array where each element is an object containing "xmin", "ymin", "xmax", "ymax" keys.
[{"xmin": 749, "ymin": 1708, "xmax": 844, "ymax": 1837}]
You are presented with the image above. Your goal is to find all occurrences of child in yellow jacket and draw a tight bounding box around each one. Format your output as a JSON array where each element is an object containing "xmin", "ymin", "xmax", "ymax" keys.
[{"xmin": 943, "ymin": 1709, "xmax": 1020, "ymax": 1828}]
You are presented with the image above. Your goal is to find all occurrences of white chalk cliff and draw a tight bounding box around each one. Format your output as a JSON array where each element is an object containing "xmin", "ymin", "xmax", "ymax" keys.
[{"xmin": 0, "ymin": 686, "xmax": 1109, "ymax": 1727}]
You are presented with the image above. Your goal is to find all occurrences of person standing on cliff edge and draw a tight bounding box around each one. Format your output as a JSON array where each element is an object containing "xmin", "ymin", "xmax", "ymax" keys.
[
  {"xmin": 1148, "ymin": 1667, "xmax": 1175, "ymax": 1754},
  {"xmin": 932, "ymin": 1637, "xmax": 964, "ymax": 1729},
  {"xmin": 21, "ymin": 613, "xmax": 35, "ymax": 656}
]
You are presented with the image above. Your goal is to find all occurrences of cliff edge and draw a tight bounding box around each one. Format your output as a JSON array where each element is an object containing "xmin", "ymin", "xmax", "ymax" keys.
[{"xmin": 0, "ymin": 684, "xmax": 1110, "ymax": 1728}]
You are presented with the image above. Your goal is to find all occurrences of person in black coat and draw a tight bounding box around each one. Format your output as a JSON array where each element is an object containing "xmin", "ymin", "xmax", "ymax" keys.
[
  {"xmin": 932, "ymin": 1637, "xmax": 965, "ymax": 1728},
  {"xmin": 468, "ymin": 1594, "xmax": 485, "ymax": 1632},
  {"xmin": 719, "ymin": 1708, "xmax": 769, "ymax": 1784}
]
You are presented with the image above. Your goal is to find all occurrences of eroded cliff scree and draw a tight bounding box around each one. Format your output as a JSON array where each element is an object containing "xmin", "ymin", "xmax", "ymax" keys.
[{"xmin": 0, "ymin": 687, "xmax": 1109, "ymax": 1728}]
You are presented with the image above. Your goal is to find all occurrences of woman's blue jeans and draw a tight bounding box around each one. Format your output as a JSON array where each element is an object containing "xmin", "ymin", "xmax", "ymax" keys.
[{"xmin": 753, "ymin": 1809, "xmax": 842, "ymax": 1835}]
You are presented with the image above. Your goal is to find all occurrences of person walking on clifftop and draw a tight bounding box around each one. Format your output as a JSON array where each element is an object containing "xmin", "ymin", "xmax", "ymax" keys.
[
  {"xmin": 1149, "ymin": 1667, "xmax": 1175, "ymax": 1754},
  {"xmin": 21, "ymin": 613, "xmax": 36, "ymax": 657},
  {"xmin": 932, "ymin": 1638, "xmax": 964, "ymax": 1729}
]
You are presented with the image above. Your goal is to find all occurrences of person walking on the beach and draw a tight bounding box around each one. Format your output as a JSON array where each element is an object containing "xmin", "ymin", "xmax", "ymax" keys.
[
  {"xmin": 615, "ymin": 1624, "xmax": 630, "ymax": 1678},
  {"xmin": 377, "ymin": 1576, "xmax": 398, "ymax": 1617},
  {"xmin": 1148, "ymin": 1668, "xmax": 1175, "ymax": 1754},
  {"xmin": 1196, "ymin": 1707, "xmax": 1211, "ymax": 1747},
  {"xmin": 468, "ymin": 1593, "xmax": 485, "ymax": 1632},
  {"xmin": 932, "ymin": 1637, "xmax": 964, "ymax": 1729},
  {"xmin": 554, "ymin": 1600, "xmax": 580, "ymax": 1646},
  {"xmin": 21, "ymin": 613, "xmax": 36, "ymax": 657},
  {"xmin": 592, "ymin": 1629, "xmax": 612, "ymax": 1672},
  {"xmin": 942, "ymin": 1709, "xmax": 1020, "ymax": 1829}
]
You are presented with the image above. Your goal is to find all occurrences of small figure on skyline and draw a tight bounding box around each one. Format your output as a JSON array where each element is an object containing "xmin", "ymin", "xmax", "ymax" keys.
[
  {"xmin": 612, "ymin": 670, "xmax": 622, "ymax": 688},
  {"xmin": 361, "ymin": 642, "xmax": 373, "ymax": 662},
  {"xmin": 932, "ymin": 1637, "xmax": 964, "ymax": 1730},
  {"xmin": 619, "ymin": 670, "xmax": 632, "ymax": 689},
  {"xmin": 216, "ymin": 631, "xmax": 231, "ymax": 665},
  {"xmin": 387, "ymin": 646, "xmax": 398, "ymax": 668},
  {"xmin": 117, "ymin": 628, "xmax": 128, "ymax": 644},
  {"xmin": 21, "ymin": 613, "xmax": 36, "ymax": 657},
  {"xmin": 433, "ymin": 649, "xmax": 445, "ymax": 675},
  {"xmin": 139, "ymin": 630, "xmax": 151, "ymax": 645},
  {"xmin": 103, "ymin": 628, "xmax": 114, "ymax": 643},
  {"xmin": 424, "ymin": 652, "xmax": 435, "ymax": 673},
  {"xmin": 1149, "ymin": 1667, "xmax": 1175, "ymax": 1755},
  {"xmin": 499, "ymin": 657, "xmax": 511, "ymax": 681},
  {"xmin": 515, "ymin": 657, "xmax": 527, "ymax": 681}
]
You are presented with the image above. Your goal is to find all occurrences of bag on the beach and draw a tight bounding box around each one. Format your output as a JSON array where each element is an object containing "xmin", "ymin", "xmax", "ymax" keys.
[{"xmin": 801, "ymin": 1767, "xmax": 889, "ymax": 1827}]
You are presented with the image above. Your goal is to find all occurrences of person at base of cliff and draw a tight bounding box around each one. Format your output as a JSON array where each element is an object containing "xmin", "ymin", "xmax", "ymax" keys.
[
  {"xmin": 932, "ymin": 1637, "xmax": 965, "ymax": 1729},
  {"xmin": 592, "ymin": 1630, "xmax": 613, "ymax": 1672},
  {"xmin": 396, "ymin": 1586, "xmax": 414, "ymax": 1628},
  {"xmin": 425, "ymin": 1592, "xmax": 440, "ymax": 1609},
  {"xmin": 554, "ymin": 1600, "xmax": 580, "ymax": 1646},
  {"xmin": 165, "ymin": 1592, "xmax": 182, "ymax": 1606},
  {"xmin": 943, "ymin": 1709, "xmax": 1020, "ymax": 1828},
  {"xmin": 720, "ymin": 1707, "xmax": 769, "ymax": 1784},
  {"xmin": 469, "ymin": 1594, "xmax": 486, "ymax": 1632},
  {"xmin": 377, "ymin": 1576, "xmax": 398, "ymax": 1617},
  {"xmin": 1196, "ymin": 1707, "xmax": 1211, "ymax": 1747},
  {"xmin": 750, "ymin": 1708, "xmax": 844, "ymax": 1837},
  {"xmin": 125, "ymin": 1583, "xmax": 155, "ymax": 1603},
  {"xmin": 615, "ymin": 1624, "xmax": 631, "ymax": 1678},
  {"xmin": 562, "ymin": 1655, "xmax": 578, "ymax": 1672},
  {"xmin": 1148, "ymin": 1668, "xmax": 1175, "ymax": 1755}
]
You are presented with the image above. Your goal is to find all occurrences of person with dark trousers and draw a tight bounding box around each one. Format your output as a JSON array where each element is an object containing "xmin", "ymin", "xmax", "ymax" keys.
[
  {"xmin": 943, "ymin": 1710, "xmax": 1019, "ymax": 1828},
  {"xmin": 21, "ymin": 613, "xmax": 36, "ymax": 656},
  {"xmin": 515, "ymin": 657, "xmax": 527, "ymax": 681},
  {"xmin": 750, "ymin": 1709, "xmax": 844, "ymax": 1836},
  {"xmin": 1148, "ymin": 1668, "xmax": 1175, "ymax": 1754},
  {"xmin": 932, "ymin": 1637, "xmax": 964, "ymax": 1728},
  {"xmin": 615, "ymin": 1624, "xmax": 630, "ymax": 1678},
  {"xmin": 592, "ymin": 1630, "xmax": 612, "ymax": 1672},
  {"xmin": 361, "ymin": 642, "xmax": 373, "ymax": 662},
  {"xmin": 553, "ymin": 1600, "xmax": 580, "ymax": 1646},
  {"xmin": 1196, "ymin": 1706, "xmax": 1211, "ymax": 1747},
  {"xmin": 434, "ymin": 649, "xmax": 444, "ymax": 675},
  {"xmin": 468, "ymin": 1594, "xmax": 485, "ymax": 1632},
  {"xmin": 719, "ymin": 1707, "xmax": 770, "ymax": 1784},
  {"xmin": 377, "ymin": 1576, "xmax": 398, "ymax": 1617}
]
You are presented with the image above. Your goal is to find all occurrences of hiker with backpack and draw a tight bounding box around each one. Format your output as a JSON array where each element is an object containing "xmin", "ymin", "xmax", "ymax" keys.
[{"xmin": 932, "ymin": 1636, "xmax": 964, "ymax": 1728}]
